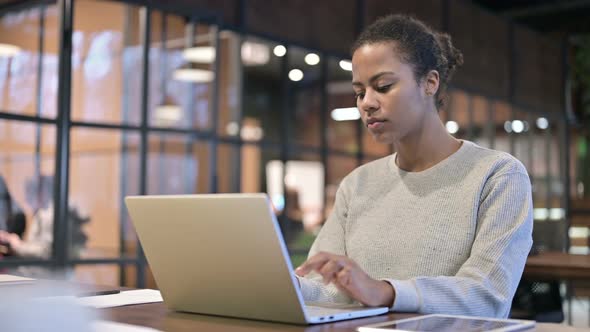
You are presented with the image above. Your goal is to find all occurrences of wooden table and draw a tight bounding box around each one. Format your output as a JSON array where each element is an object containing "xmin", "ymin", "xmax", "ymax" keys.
[
  {"xmin": 102, "ymin": 301, "xmax": 587, "ymax": 332},
  {"xmin": 524, "ymin": 252, "xmax": 590, "ymax": 280},
  {"xmin": 523, "ymin": 251, "xmax": 590, "ymax": 326},
  {"xmin": 103, "ymin": 253, "xmax": 590, "ymax": 331},
  {"xmin": 2, "ymin": 279, "xmax": 586, "ymax": 331}
]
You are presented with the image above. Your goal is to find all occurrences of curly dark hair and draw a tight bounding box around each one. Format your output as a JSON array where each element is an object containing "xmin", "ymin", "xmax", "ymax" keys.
[{"xmin": 352, "ymin": 14, "xmax": 464, "ymax": 110}]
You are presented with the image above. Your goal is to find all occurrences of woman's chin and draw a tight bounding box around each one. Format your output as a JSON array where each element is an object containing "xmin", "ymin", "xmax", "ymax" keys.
[{"xmin": 370, "ymin": 132, "xmax": 395, "ymax": 145}]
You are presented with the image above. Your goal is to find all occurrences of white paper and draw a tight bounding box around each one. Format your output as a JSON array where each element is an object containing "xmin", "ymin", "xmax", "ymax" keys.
[
  {"xmin": 76, "ymin": 289, "xmax": 163, "ymax": 309},
  {"xmin": 0, "ymin": 274, "xmax": 35, "ymax": 285},
  {"xmin": 91, "ymin": 320, "xmax": 162, "ymax": 332}
]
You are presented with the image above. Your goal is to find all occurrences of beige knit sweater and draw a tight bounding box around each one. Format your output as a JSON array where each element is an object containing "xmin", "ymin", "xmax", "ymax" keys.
[{"xmin": 298, "ymin": 140, "xmax": 533, "ymax": 318}]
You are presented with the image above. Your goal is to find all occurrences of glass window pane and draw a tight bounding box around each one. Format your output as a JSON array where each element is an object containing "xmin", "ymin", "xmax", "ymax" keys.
[
  {"xmin": 242, "ymin": 36, "xmax": 281, "ymax": 144},
  {"xmin": 281, "ymin": 153, "xmax": 325, "ymax": 266},
  {"xmin": 512, "ymin": 108, "xmax": 530, "ymax": 170},
  {"xmin": 548, "ymin": 122, "xmax": 561, "ymax": 209},
  {"xmin": 70, "ymin": 1, "xmax": 138, "ymax": 124},
  {"xmin": 147, "ymin": 134, "xmax": 209, "ymax": 195},
  {"xmin": 217, "ymin": 30, "xmax": 241, "ymax": 137},
  {"xmin": 288, "ymin": 46, "xmax": 321, "ymax": 148},
  {"xmin": 328, "ymin": 155, "xmax": 357, "ymax": 188},
  {"xmin": 122, "ymin": 265, "xmax": 156, "ymax": 288},
  {"xmin": 0, "ymin": 5, "xmax": 58, "ymax": 118},
  {"xmin": 472, "ymin": 95, "xmax": 492, "ymax": 148},
  {"xmin": 85, "ymin": 263, "xmax": 156, "ymax": 288},
  {"xmin": 572, "ymin": 130, "xmax": 586, "ymax": 200},
  {"xmin": 327, "ymin": 57, "xmax": 358, "ymax": 153},
  {"xmin": 268, "ymin": 153, "xmax": 324, "ymax": 253},
  {"xmin": 74, "ymin": 264, "xmax": 120, "ymax": 286},
  {"xmin": 120, "ymin": 132, "xmax": 141, "ymax": 260},
  {"xmin": 0, "ymin": 120, "xmax": 55, "ymax": 265},
  {"xmin": 532, "ymin": 122, "xmax": 548, "ymax": 210},
  {"xmin": 194, "ymin": 140, "xmax": 211, "ymax": 194},
  {"xmin": 261, "ymin": 147, "xmax": 282, "ymax": 202},
  {"xmin": 148, "ymin": 17, "xmax": 214, "ymax": 130},
  {"xmin": 493, "ymin": 100, "xmax": 512, "ymax": 154},
  {"xmin": 70, "ymin": 128, "xmax": 140, "ymax": 260},
  {"xmin": 449, "ymin": 90, "xmax": 469, "ymax": 139},
  {"xmin": 524, "ymin": 112, "xmax": 537, "ymax": 176},
  {"xmin": 218, "ymin": 143, "xmax": 240, "ymax": 193}
]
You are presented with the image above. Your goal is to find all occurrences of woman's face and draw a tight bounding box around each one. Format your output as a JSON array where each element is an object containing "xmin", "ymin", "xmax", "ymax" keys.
[{"xmin": 352, "ymin": 42, "xmax": 431, "ymax": 144}]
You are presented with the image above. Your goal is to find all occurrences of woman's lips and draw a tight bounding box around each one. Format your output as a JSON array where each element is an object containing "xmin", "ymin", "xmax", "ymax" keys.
[{"xmin": 367, "ymin": 120, "xmax": 386, "ymax": 130}]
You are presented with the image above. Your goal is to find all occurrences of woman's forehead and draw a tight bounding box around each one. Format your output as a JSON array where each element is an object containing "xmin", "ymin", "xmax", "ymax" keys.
[
  {"xmin": 352, "ymin": 44, "xmax": 409, "ymax": 80},
  {"xmin": 353, "ymin": 42, "xmax": 405, "ymax": 61}
]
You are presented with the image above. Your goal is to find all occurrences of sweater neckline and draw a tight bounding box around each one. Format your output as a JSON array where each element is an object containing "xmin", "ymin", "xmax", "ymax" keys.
[{"xmin": 389, "ymin": 140, "xmax": 471, "ymax": 176}]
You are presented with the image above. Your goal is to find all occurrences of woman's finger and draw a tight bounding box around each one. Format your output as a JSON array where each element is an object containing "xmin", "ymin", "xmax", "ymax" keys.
[
  {"xmin": 295, "ymin": 252, "xmax": 339, "ymax": 276},
  {"xmin": 335, "ymin": 265, "xmax": 353, "ymax": 288},
  {"xmin": 318, "ymin": 259, "xmax": 345, "ymax": 284}
]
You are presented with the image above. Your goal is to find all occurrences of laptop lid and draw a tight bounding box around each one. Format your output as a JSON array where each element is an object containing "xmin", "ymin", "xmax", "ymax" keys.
[{"xmin": 125, "ymin": 193, "xmax": 309, "ymax": 324}]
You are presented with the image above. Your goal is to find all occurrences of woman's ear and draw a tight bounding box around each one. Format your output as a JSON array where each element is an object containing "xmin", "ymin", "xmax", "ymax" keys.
[{"xmin": 424, "ymin": 70, "xmax": 440, "ymax": 96}]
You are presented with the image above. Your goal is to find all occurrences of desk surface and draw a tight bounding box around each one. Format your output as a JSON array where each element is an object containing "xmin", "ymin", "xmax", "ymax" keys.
[
  {"xmin": 99, "ymin": 252, "xmax": 587, "ymax": 331},
  {"xmin": 103, "ymin": 302, "xmax": 586, "ymax": 332},
  {"xmin": 2, "ymin": 279, "xmax": 586, "ymax": 331},
  {"xmin": 524, "ymin": 251, "xmax": 590, "ymax": 280}
]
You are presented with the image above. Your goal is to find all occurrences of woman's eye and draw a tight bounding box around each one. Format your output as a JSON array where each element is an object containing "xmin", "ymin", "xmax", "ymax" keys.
[
  {"xmin": 354, "ymin": 92, "xmax": 365, "ymax": 100},
  {"xmin": 376, "ymin": 84, "xmax": 392, "ymax": 93}
]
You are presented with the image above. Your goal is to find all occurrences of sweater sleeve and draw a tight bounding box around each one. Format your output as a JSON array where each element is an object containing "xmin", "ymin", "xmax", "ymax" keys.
[
  {"xmin": 297, "ymin": 179, "xmax": 355, "ymax": 304},
  {"xmin": 384, "ymin": 171, "xmax": 533, "ymax": 317},
  {"xmin": 12, "ymin": 213, "xmax": 53, "ymax": 259}
]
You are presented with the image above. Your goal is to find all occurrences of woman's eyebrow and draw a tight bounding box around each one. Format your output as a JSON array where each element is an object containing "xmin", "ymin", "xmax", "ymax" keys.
[{"xmin": 352, "ymin": 71, "xmax": 397, "ymax": 87}]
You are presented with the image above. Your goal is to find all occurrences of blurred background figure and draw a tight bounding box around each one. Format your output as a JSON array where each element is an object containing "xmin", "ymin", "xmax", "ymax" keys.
[
  {"xmin": 0, "ymin": 176, "xmax": 26, "ymax": 236},
  {"xmin": 0, "ymin": 175, "xmax": 89, "ymax": 278},
  {"xmin": 1, "ymin": 175, "xmax": 57, "ymax": 259},
  {"xmin": 0, "ymin": 175, "xmax": 26, "ymax": 257}
]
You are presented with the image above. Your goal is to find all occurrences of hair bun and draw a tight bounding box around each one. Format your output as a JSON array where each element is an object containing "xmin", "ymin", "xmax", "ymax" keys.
[{"xmin": 436, "ymin": 32, "xmax": 464, "ymax": 81}]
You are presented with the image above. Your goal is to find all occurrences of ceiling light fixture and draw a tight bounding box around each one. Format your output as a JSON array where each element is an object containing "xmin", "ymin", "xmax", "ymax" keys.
[
  {"xmin": 182, "ymin": 46, "xmax": 215, "ymax": 63},
  {"xmin": 331, "ymin": 107, "xmax": 360, "ymax": 121},
  {"xmin": 288, "ymin": 69, "xmax": 304, "ymax": 82},
  {"xmin": 339, "ymin": 60, "xmax": 352, "ymax": 71},
  {"xmin": 304, "ymin": 53, "xmax": 320, "ymax": 66},
  {"xmin": 273, "ymin": 45, "xmax": 286, "ymax": 57},
  {"xmin": 0, "ymin": 43, "xmax": 20, "ymax": 57},
  {"xmin": 536, "ymin": 117, "xmax": 549, "ymax": 130},
  {"xmin": 511, "ymin": 120, "xmax": 524, "ymax": 133},
  {"xmin": 241, "ymin": 41, "xmax": 270, "ymax": 66},
  {"xmin": 173, "ymin": 68, "xmax": 214, "ymax": 82},
  {"xmin": 445, "ymin": 121, "xmax": 459, "ymax": 134}
]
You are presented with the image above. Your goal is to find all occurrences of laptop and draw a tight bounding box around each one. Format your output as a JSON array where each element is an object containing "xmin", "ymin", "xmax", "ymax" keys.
[{"xmin": 125, "ymin": 193, "xmax": 389, "ymax": 324}]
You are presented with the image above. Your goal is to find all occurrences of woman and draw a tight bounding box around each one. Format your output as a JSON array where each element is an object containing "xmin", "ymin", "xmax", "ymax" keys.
[
  {"xmin": 295, "ymin": 14, "xmax": 533, "ymax": 318},
  {"xmin": 0, "ymin": 175, "xmax": 89, "ymax": 260},
  {"xmin": 0, "ymin": 175, "xmax": 55, "ymax": 259},
  {"xmin": 0, "ymin": 176, "xmax": 26, "ymax": 242}
]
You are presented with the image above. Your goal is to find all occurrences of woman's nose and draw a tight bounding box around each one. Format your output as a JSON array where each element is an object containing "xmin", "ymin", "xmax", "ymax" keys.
[{"xmin": 359, "ymin": 89, "xmax": 379, "ymax": 113}]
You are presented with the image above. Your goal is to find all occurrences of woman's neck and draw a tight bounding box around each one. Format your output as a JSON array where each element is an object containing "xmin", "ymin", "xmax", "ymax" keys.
[{"xmin": 393, "ymin": 113, "xmax": 461, "ymax": 172}]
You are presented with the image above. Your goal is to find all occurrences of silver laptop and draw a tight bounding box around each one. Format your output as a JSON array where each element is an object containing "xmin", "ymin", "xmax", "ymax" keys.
[{"xmin": 125, "ymin": 193, "xmax": 389, "ymax": 324}]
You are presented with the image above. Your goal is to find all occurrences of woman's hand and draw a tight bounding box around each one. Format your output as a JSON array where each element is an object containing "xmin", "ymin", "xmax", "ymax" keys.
[
  {"xmin": 0, "ymin": 230, "xmax": 22, "ymax": 252},
  {"xmin": 295, "ymin": 251, "xmax": 395, "ymax": 307}
]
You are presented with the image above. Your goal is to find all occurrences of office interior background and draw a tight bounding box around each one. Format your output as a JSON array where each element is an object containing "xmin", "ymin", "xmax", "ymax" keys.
[{"xmin": 0, "ymin": 0, "xmax": 589, "ymax": 323}]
